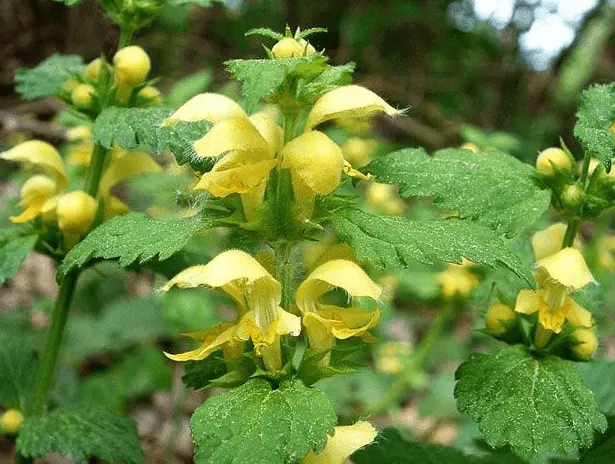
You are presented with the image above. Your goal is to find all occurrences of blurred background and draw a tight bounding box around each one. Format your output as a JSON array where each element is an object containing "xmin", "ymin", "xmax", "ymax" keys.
[
  {"xmin": 2, "ymin": 0, "xmax": 615, "ymax": 159},
  {"xmin": 2, "ymin": 1, "xmax": 615, "ymax": 463}
]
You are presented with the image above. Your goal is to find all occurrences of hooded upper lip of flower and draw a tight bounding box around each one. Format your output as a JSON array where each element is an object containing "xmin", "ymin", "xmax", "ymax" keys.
[
  {"xmin": 162, "ymin": 249, "xmax": 301, "ymax": 361},
  {"xmin": 300, "ymin": 420, "xmax": 377, "ymax": 464},
  {"xmin": 295, "ymin": 259, "xmax": 382, "ymax": 346},
  {"xmin": 1, "ymin": 139, "xmax": 161, "ymax": 226},
  {"xmin": 515, "ymin": 247, "xmax": 595, "ymax": 333}
]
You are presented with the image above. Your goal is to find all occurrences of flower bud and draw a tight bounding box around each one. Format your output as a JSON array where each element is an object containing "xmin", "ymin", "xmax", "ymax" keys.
[
  {"xmin": 341, "ymin": 137, "xmax": 377, "ymax": 168},
  {"xmin": 137, "ymin": 86, "xmax": 162, "ymax": 104},
  {"xmin": 56, "ymin": 191, "xmax": 97, "ymax": 239},
  {"xmin": 570, "ymin": 327, "xmax": 598, "ymax": 360},
  {"xmin": 561, "ymin": 184, "xmax": 583, "ymax": 209},
  {"xmin": 71, "ymin": 84, "xmax": 96, "ymax": 109},
  {"xmin": 84, "ymin": 57, "xmax": 105, "ymax": 82},
  {"xmin": 297, "ymin": 38, "xmax": 316, "ymax": 55},
  {"xmin": 60, "ymin": 78, "xmax": 79, "ymax": 92},
  {"xmin": 113, "ymin": 46, "xmax": 151, "ymax": 87},
  {"xmin": 485, "ymin": 303, "xmax": 516, "ymax": 335},
  {"xmin": 536, "ymin": 147, "xmax": 572, "ymax": 176},
  {"xmin": 0, "ymin": 409, "xmax": 24, "ymax": 434},
  {"xmin": 271, "ymin": 37, "xmax": 305, "ymax": 58}
]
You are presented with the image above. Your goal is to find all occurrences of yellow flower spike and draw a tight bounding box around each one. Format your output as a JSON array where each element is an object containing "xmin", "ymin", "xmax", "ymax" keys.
[
  {"xmin": 98, "ymin": 152, "xmax": 162, "ymax": 196},
  {"xmin": 56, "ymin": 190, "xmax": 98, "ymax": 249},
  {"xmin": 296, "ymin": 259, "xmax": 381, "ymax": 350},
  {"xmin": 193, "ymin": 117, "xmax": 272, "ymax": 159},
  {"xmin": 531, "ymin": 223, "xmax": 581, "ymax": 260},
  {"xmin": 162, "ymin": 250, "xmax": 300, "ymax": 367},
  {"xmin": 280, "ymin": 131, "xmax": 344, "ymax": 218},
  {"xmin": 570, "ymin": 328, "xmax": 598, "ymax": 360},
  {"xmin": 536, "ymin": 247, "xmax": 594, "ymax": 291},
  {"xmin": 161, "ymin": 93, "xmax": 247, "ymax": 126},
  {"xmin": 1, "ymin": 140, "xmax": 68, "ymax": 189},
  {"xmin": 304, "ymin": 85, "xmax": 400, "ymax": 132},
  {"xmin": 9, "ymin": 175, "xmax": 58, "ymax": 223},
  {"xmin": 301, "ymin": 421, "xmax": 377, "ymax": 464}
]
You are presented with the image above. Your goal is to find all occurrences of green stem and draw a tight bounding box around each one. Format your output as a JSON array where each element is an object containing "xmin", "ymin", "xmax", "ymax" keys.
[
  {"xmin": 579, "ymin": 151, "xmax": 592, "ymax": 187},
  {"xmin": 367, "ymin": 302, "xmax": 455, "ymax": 416},
  {"xmin": 28, "ymin": 271, "xmax": 79, "ymax": 416},
  {"xmin": 118, "ymin": 27, "xmax": 134, "ymax": 49},
  {"xmin": 84, "ymin": 143, "xmax": 108, "ymax": 198},
  {"xmin": 562, "ymin": 151, "xmax": 591, "ymax": 248}
]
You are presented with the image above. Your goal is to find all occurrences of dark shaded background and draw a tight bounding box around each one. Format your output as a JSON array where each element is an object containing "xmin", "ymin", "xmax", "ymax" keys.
[{"xmin": 1, "ymin": 0, "xmax": 614, "ymax": 159}]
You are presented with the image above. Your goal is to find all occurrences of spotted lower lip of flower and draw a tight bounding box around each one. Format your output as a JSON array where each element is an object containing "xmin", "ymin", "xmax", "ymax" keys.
[
  {"xmin": 301, "ymin": 421, "xmax": 377, "ymax": 464},
  {"xmin": 304, "ymin": 85, "xmax": 401, "ymax": 132},
  {"xmin": 296, "ymin": 259, "xmax": 381, "ymax": 350},
  {"xmin": 515, "ymin": 288, "xmax": 593, "ymax": 334},
  {"xmin": 162, "ymin": 249, "xmax": 300, "ymax": 362},
  {"xmin": 161, "ymin": 92, "xmax": 247, "ymax": 126}
]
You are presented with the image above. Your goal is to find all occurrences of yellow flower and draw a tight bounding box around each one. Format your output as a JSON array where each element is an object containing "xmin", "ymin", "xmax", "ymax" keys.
[
  {"xmin": 113, "ymin": 46, "xmax": 151, "ymax": 97},
  {"xmin": 301, "ymin": 421, "xmax": 377, "ymax": 464},
  {"xmin": 436, "ymin": 259, "xmax": 479, "ymax": 299},
  {"xmin": 485, "ymin": 303, "xmax": 516, "ymax": 335},
  {"xmin": 1, "ymin": 139, "xmax": 160, "ymax": 248},
  {"xmin": 272, "ymin": 37, "xmax": 316, "ymax": 58},
  {"xmin": 597, "ymin": 236, "xmax": 615, "ymax": 271},
  {"xmin": 162, "ymin": 249, "xmax": 301, "ymax": 371},
  {"xmin": 0, "ymin": 409, "xmax": 24, "ymax": 435},
  {"xmin": 163, "ymin": 96, "xmax": 282, "ymax": 220},
  {"xmin": 296, "ymin": 259, "xmax": 381, "ymax": 352},
  {"xmin": 570, "ymin": 327, "xmax": 598, "ymax": 360},
  {"xmin": 303, "ymin": 237, "xmax": 356, "ymax": 271},
  {"xmin": 515, "ymin": 247, "xmax": 594, "ymax": 345},
  {"xmin": 460, "ymin": 142, "xmax": 480, "ymax": 153},
  {"xmin": 304, "ymin": 85, "xmax": 400, "ymax": 132},
  {"xmin": 340, "ymin": 137, "xmax": 377, "ymax": 168},
  {"xmin": 531, "ymin": 223, "xmax": 581, "ymax": 260},
  {"xmin": 365, "ymin": 182, "xmax": 406, "ymax": 215},
  {"xmin": 375, "ymin": 341, "xmax": 412, "ymax": 374}
]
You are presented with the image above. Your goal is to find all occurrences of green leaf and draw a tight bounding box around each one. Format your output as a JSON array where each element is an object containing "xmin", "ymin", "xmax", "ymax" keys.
[
  {"xmin": 79, "ymin": 347, "xmax": 171, "ymax": 409},
  {"xmin": 297, "ymin": 63, "xmax": 355, "ymax": 103},
  {"xmin": 92, "ymin": 106, "xmax": 210, "ymax": 166},
  {"xmin": 454, "ymin": 345, "xmax": 607, "ymax": 459},
  {"xmin": 191, "ymin": 378, "xmax": 336, "ymax": 463},
  {"xmin": 297, "ymin": 348, "xmax": 358, "ymax": 386},
  {"xmin": 166, "ymin": 70, "xmax": 213, "ymax": 107},
  {"xmin": 577, "ymin": 359, "xmax": 615, "ymax": 415},
  {"xmin": 367, "ymin": 148, "xmax": 551, "ymax": 236},
  {"xmin": 0, "ymin": 333, "xmax": 38, "ymax": 410},
  {"xmin": 573, "ymin": 83, "xmax": 615, "ymax": 171},
  {"xmin": 183, "ymin": 357, "xmax": 228, "ymax": 390},
  {"xmin": 52, "ymin": 0, "xmax": 83, "ymax": 4},
  {"xmin": 581, "ymin": 416, "xmax": 615, "ymax": 463},
  {"xmin": 326, "ymin": 207, "xmax": 533, "ymax": 284},
  {"xmin": 58, "ymin": 211, "xmax": 223, "ymax": 277},
  {"xmin": 17, "ymin": 407, "xmax": 144, "ymax": 463},
  {"xmin": 226, "ymin": 55, "xmax": 328, "ymax": 112},
  {"xmin": 0, "ymin": 228, "xmax": 37, "ymax": 285},
  {"xmin": 245, "ymin": 28, "xmax": 285, "ymax": 41},
  {"xmin": 63, "ymin": 297, "xmax": 169, "ymax": 362},
  {"xmin": 353, "ymin": 427, "xmax": 522, "ymax": 464},
  {"xmin": 14, "ymin": 54, "xmax": 84, "ymax": 100}
]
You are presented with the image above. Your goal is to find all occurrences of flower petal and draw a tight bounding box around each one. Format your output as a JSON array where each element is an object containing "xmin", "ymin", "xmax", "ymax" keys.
[
  {"xmin": 566, "ymin": 298, "xmax": 593, "ymax": 328},
  {"xmin": 296, "ymin": 259, "xmax": 382, "ymax": 314},
  {"xmin": 301, "ymin": 421, "xmax": 377, "ymax": 464},
  {"xmin": 249, "ymin": 113, "xmax": 283, "ymax": 154},
  {"xmin": 531, "ymin": 223, "xmax": 581, "ymax": 260},
  {"xmin": 280, "ymin": 131, "xmax": 343, "ymax": 195},
  {"xmin": 193, "ymin": 118, "xmax": 272, "ymax": 159},
  {"xmin": 193, "ymin": 151, "xmax": 276, "ymax": 197},
  {"xmin": 161, "ymin": 93, "xmax": 247, "ymax": 126},
  {"xmin": 99, "ymin": 152, "xmax": 162, "ymax": 195},
  {"xmin": 164, "ymin": 323, "xmax": 236, "ymax": 361},
  {"xmin": 1, "ymin": 141, "xmax": 67, "ymax": 189},
  {"xmin": 536, "ymin": 247, "xmax": 594, "ymax": 290},
  {"xmin": 162, "ymin": 249, "xmax": 280, "ymax": 309},
  {"xmin": 515, "ymin": 289, "xmax": 541, "ymax": 315},
  {"xmin": 305, "ymin": 85, "xmax": 400, "ymax": 132},
  {"xmin": 313, "ymin": 305, "xmax": 380, "ymax": 340}
]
